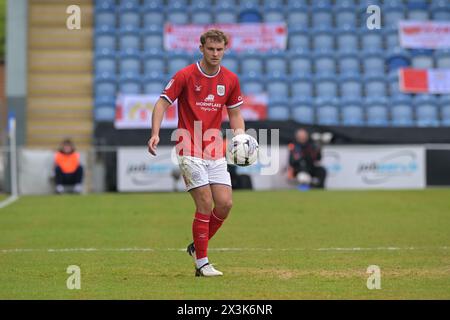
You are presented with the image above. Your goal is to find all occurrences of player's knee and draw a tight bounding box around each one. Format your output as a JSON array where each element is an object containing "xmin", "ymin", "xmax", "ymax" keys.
[{"xmin": 217, "ymin": 199, "xmax": 233, "ymax": 214}]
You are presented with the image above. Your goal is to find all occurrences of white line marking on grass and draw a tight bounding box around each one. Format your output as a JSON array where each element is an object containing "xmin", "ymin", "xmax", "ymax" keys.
[
  {"xmin": 0, "ymin": 247, "xmax": 449, "ymax": 254},
  {"xmin": 0, "ymin": 195, "xmax": 19, "ymax": 209}
]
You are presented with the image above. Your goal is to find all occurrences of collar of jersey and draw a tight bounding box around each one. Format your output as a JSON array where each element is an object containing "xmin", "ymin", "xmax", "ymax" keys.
[{"xmin": 196, "ymin": 61, "xmax": 221, "ymax": 78}]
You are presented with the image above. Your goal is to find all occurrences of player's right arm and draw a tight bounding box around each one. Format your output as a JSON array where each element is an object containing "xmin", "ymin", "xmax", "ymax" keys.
[
  {"xmin": 148, "ymin": 71, "xmax": 186, "ymax": 156},
  {"xmin": 148, "ymin": 97, "xmax": 171, "ymax": 156}
]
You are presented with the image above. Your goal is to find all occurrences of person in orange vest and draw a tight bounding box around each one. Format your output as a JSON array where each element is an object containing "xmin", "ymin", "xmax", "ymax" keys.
[{"xmin": 54, "ymin": 139, "xmax": 84, "ymax": 194}]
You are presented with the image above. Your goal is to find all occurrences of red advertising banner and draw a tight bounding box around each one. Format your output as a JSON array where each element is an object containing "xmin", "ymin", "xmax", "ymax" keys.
[
  {"xmin": 164, "ymin": 23, "xmax": 287, "ymax": 52},
  {"xmin": 399, "ymin": 68, "xmax": 450, "ymax": 94}
]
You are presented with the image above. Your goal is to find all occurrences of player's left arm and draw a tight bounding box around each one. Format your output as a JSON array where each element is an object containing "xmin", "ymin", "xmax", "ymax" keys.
[{"xmin": 227, "ymin": 106, "xmax": 245, "ymax": 136}]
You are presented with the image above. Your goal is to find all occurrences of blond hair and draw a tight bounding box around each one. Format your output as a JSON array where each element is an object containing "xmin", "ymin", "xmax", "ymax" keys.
[{"xmin": 200, "ymin": 29, "xmax": 229, "ymax": 47}]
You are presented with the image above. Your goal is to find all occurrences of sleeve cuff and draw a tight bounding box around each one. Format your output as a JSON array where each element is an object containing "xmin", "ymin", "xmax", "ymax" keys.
[
  {"xmin": 160, "ymin": 94, "xmax": 173, "ymax": 105},
  {"xmin": 227, "ymin": 100, "xmax": 243, "ymax": 109}
]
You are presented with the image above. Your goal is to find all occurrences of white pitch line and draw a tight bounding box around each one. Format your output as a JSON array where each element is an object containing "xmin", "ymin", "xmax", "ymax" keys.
[
  {"xmin": 0, "ymin": 247, "xmax": 449, "ymax": 254},
  {"xmin": 0, "ymin": 195, "xmax": 19, "ymax": 209}
]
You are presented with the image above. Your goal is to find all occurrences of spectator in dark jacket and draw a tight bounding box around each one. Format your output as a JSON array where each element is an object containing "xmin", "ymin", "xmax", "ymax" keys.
[{"xmin": 287, "ymin": 128, "xmax": 327, "ymax": 188}]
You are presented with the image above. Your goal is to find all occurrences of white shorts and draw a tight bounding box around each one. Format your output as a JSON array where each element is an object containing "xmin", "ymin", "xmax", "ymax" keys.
[{"xmin": 177, "ymin": 156, "xmax": 232, "ymax": 192}]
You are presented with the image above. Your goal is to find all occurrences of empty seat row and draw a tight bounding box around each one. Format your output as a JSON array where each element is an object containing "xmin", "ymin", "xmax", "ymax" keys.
[{"xmin": 95, "ymin": 2, "xmax": 450, "ymax": 29}]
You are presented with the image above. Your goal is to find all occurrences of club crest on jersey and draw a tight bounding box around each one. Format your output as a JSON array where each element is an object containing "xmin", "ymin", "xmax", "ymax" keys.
[{"xmin": 217, "ymin": 85, "xmax": 225, "ymax": 96}]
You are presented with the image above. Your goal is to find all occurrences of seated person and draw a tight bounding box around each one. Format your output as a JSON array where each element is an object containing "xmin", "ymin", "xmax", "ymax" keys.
[
  {"xmin": 287, "ymin": 128, "xmax": 327, "ymax": 189},
  {"xmin": 54, "ymin": 139, "xmax": 83, "ymax": 194}
]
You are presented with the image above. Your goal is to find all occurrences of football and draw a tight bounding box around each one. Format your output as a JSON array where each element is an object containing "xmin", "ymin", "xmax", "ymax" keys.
[{"xmin": 227, "ymin": 134, "xmax": 259, "ymax": 167}]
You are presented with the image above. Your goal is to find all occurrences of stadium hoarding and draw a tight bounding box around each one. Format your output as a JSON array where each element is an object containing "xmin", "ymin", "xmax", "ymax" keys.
[
  {"xmin": 164, "ymin": 23, "xmax": 288, "ymax": 52},
  {"xmin": 399, "ymin": 20, "xmax": 450, "ymax": 49},
  {"xmin": 117, "ymin": 146, "xmax": 185, "ymax": 192},
  {"xmin": 399, "ymin": 68, "xmax": 450, "ymax": 94},
  {"xmin": 322, "ymin": 145, "xmax": 426, "ymax": 190},
  {"xmin": 114, "ymin": 94, "xmax": 268, "ymax": 130}
]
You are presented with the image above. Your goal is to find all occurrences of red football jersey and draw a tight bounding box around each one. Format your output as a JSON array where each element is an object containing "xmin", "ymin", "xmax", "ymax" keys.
[{"xmin": 161, "ymin": 62, "xmax": 243, "ymax": 159}]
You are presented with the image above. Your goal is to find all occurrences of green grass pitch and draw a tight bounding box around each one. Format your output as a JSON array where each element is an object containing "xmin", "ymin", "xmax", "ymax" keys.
[{"xmin": 0, "ymin": 189, "xmax": 449, "ymax": 299}]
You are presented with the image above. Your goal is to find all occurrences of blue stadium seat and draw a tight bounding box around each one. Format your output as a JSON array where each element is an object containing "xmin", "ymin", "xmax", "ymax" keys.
[
  {"xmin": 341, "ymin": 98, "xmax": 364, "ymax": 126},
  {"xmin": 286, "ymin": 0, "xmax": 308, "ymax": 8},
  {"xmin": 119, "ymin": 49, "xmax": 141, "ymax": 75},
  {"xmin": 435, "ymin": 49, "xmax": 450, "ymax": 69},
  {"xmin": 414, "ymin": 95, "xmax": 440, "ymax": 127},
  {"xmin": 143, "ymin": 49, "xmax": 165, "ymax": 74},
  {"xmin": 336, "ymin": 0, "xmax": 357, "ymax": 5},
  {"xmin": 338, "ymin": 50, "xmax": 360, "ymax": 74},
  {"xmin": 268, "ymin": 98, "xmax": 291, "ymax": 121},
  {"xmin": 121, "ymin": 0, "xmax": 140, "ymax": 6},
  {"xmin": 94, "ymin": 96, "xmax": 116, "ymax": 122},
  {"xmin": 167, "ymin": 7, "xmax": 189, "ymax": 24},
  {"xmin": 431, "ymin": 2, "xmax": 450, "ymax": 20},
  {"xmin": 143, "ymin": 0, "xmax": 163, "ymax": 6},
  {"xmin": 240, "ymin": 50, "xmax": 264, "ymax": 75},
  {"xmin": 191, "ymin": 8, "xmax": 213, "ymax": 24},
  {"xmin": 386, "ymin": 48, "xmax": 411, "ymax": 74},
  {"xmin": 143, "ymin": 72, "xmax": 166, "ymax": 94},
  {"xmin": 266, "ymin": 73, "xmax": 289, "ymax": 99},
  {"xmin": 240, "ymin": 0, "xmax": 259, "ymax": 6},
  {"xmin": 291, "ymin": 73, "xmax": 314, "ymax": 98},
  {"xmin": 118, "ymin": 4, "xmax": 140, "ymax": 28},
  {"xmin": 391, "ymin": 95, "xmax": 414, "ymax": 127},
  {"xmin": 95, "ymin": 3, "xmax": 116, "ymax": 29},
  {"xmin": 407, "ymin": 2, "xmax": 430, "ymax": 21},
  {"xmin": 221, "ymin": 51, "xmax": 239, "ymax": 73},
  {"xmin": 411, "ymin": 49, "xmax": 435, "ymax": 69},
  {"xmin": 314, "ymin": 50, "xmax": 336, "ymax": 75},
  {"xmin": 365, "ymin": 97, "xmax": 389, "ymax": 126},
  {"xmin": 95, "ymin": 72, "xmax": 117, "ymax": 99},
  {"xmin": 143, "ymin": 5, "xmax": 165, "ymax": 28},
  {"xmin": 335, "ymin": 4, "xmax": 357, "ymax": 28},
  {"xmin": 336, "ymin": 27, "xmax": 359, "ymax": 52},
  {"xmin": 289, "ymin": 27, "xmax": 310, "ymax": 51},
  {"xmin": 263, "ymin": 5, "xmax": 285, "ymax": 23},
  {"xmin": 167, "ymin": 51, "xmax": 191, "ymax": 76},
  {"xmin": 311, "ymin": 4, "xmax": 333, "ymax": 28},
  {"xmin": 95, "ymin": 26, "xmax": 116, "ymax": 51},
  {"xmin": 95, "ymin": 0, "xmax": 115, "ymax": 8},
  {"xmin": 291, "ymin": 97, "xmax": 314, "ymax": 124},
  {"xmin": 168, "ymin": 0, "xmax": 188, "ymax": 8},
  {"xmin": 361, "ymin": 29, "xmax": 383, "ymax": 51},
  {"xmin": 119, "ymin": 72, "xmax": 141, "ymax": 94},
  {"xmin": 239, "ymin": 5, "xmax": 262, "ymax": 23},
  {"xmin": 287, "ymin": 5, "xmax": 309, "ymax": 28},
  {"xmin": 95, "ymin": 49, "xmax": 116, "ymax": 74},
  {"xmin": 265, "ymin": 50, "xmax": 288, "ymax": 75},
  {"xmin": 215, "ymin": 8, "xmax": 237, "ymax": 23},
  {"xmin": 289, "ymin": 49, "xmax": 312, "ymax": 74},
  {"xmin": 142, "ymin": 26, "xmax": 163, "ymax": 51},
  {"xmin": 388, "ymin": 72, "xmax": 401, "ymax": 96},
  {"xmin": 315, "ymin": 74, "xmax": 338, "ymax": 98},
  {"xmin": 440, "ymin": 95, "xmax": 450, "ymax": 126},
  {"xmin": 383, "ymin": 4, "xmax": 405, "ymax": 27},
  {"xmin": 362, "ymin": 49, "xmax": 385, "ymax": 75},
  {"xmin": 383, "ymin": 26, "xmax": 400, "ymax": 49},
  {"xmin": 191, "ymin": 0, "xmax": 213, "ymax": 9},
  {"xmin": 340, "ymin": 73, "xmax": 363, "ymax": 99},
  {"xmin": 241, "ymin": 72, "xmax": 265, "ymax": 95},
  {"xmin": 316, "ymin": 98, "xmax": 340, "ymax": 126},
  {"xmin": 312, "ymin": 28, "xmax": 335, "ymax": 51},
  {"xmin": 118, "ymin": 26, "xmax": 141, "ymax": 51},
  {"xmin": 365, "ymin": 74, "xmax": 387, "ymax": 97}
]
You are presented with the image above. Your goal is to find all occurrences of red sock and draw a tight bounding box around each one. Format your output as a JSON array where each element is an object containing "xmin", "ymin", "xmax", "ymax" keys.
[
  {"xmin": 209, "ymin": 208, "xmax": 225, "ymax": 240},
  {"xmin": 192, "ymin": 212, "xmax": 210, "ymax": 260}
]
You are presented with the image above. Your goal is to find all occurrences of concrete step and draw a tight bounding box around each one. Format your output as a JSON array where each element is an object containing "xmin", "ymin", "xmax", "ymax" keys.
[
  {"xmin": 28, "ymin": 73, "xmax": 92, "ymax": 96},
  {"xmin": 28, "ymin": 27, "xmax": 93, "ymax": 50},
  {"xmin": 29, "ymin": 50, "xmax": 93, "ymax": 73},
  {"xmin": 29, "ymin": 2, "xmax": 93, "ymax": 28}
]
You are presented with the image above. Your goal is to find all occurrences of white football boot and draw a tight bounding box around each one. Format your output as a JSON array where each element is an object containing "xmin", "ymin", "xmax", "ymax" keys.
[{"xmin": 196, "ymin": 263, "xmax": 223, "ymax": 277}]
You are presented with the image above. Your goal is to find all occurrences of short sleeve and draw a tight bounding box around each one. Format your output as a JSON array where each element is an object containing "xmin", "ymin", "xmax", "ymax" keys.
[
  {"xmin": 160, "ymin": 71, "xmax": 186, "ymax": 105},
  {"xmin": 226, "ymin": 76, "xmax": 244, "ymax": 109}
]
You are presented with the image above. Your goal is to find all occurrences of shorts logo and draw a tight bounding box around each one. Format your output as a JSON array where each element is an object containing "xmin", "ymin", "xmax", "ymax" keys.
[
  {"xmin": 165, "ymin": 79, "xmax": 175, "ymax": 90},
  {"xmin": 217, "ymin": 85, "xmax": 225, "ymax": 96}
]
